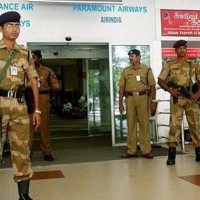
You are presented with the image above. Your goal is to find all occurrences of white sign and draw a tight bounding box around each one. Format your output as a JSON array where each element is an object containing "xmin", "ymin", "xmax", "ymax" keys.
[{"xmin": 29, "ymin": 0, "xmax": 123, "ymax": 4}]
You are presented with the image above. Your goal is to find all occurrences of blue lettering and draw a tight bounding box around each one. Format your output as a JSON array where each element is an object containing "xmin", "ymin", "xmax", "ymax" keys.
[
  {"xmin": 73, "ymin": 5, "xmax": 116, "ymax": 12},
  {"xmin": 101, "ymin": 17, "xmax": 122, "ymax": 23},
  {"xmin": 21, "ymin": 3, "xmax": 34, "ymax": 10},
  {"xmin": 0, "ymin": 3, "xmax": 19, "ymax": 10},
  {"xmin": 20, "ymin": 20, "xmax": 31, "ymax": 27},
  {"xmin": 118, "ymin": 6, "xmax": 147, "ymax": 13}
]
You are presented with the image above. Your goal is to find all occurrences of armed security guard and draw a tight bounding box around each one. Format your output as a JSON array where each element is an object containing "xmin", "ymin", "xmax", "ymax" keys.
[
  {"xmin": 158, "ymin": 40, "xmax": 200, "ymax": 165},
  {"xmin": 0, "ymin": 11, "xmax": 41, "ymax": 200},
  {"xmin": 30, "ymin": 50, "xmax": 60, "ymax": 161},
  {"xmin": 119, "ymin": 49, "xmax": 156, "ymax": 159}
]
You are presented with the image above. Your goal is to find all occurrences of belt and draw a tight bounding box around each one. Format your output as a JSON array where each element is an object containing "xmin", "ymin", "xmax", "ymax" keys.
[
  {"xmin": 180, "ymin": 86, "xmax": 190, "ymax": 91},
  {"xmin": 39, "ymin": 90, "xmax": 49, "ymax": 95},
  {"xmin": 126, "ymin": 90, "xmax": 147, "ymax": 96},
  {"xmin": 0, "ymin": 89, "xmax": 18, "ymax": 98}
]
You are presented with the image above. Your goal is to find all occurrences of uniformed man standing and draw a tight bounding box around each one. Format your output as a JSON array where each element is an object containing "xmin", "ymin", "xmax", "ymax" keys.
[
  {"xmin": 158, "ymin": 40, "xmax": 200, "ymax": 165},
  {"xmin": 30, "ymin": 50, "xmax": 60, "ymax": 161},
  {"xmin": 119, "ymin": 49, "xmax": 156, "ymax": 159},
  {"xmin": 0, "ymin": 11, "xmax": 41, "ymax": 200}
]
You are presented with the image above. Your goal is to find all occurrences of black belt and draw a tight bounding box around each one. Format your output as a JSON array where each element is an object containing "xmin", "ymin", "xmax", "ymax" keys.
[
  {"xmin": 180, "ymin": 86, "xmax": 190, "ymax": 91},
  {"xmin": 126, "ymin": 90, "xmax": 147, "ymax": 96},
  {"xmin": 39, "ymin": 90, "xmax": 49, "ymax": 95},
  {"xmin": 0, "ymin": 89, "xmax": 18, "ymax": 98}
]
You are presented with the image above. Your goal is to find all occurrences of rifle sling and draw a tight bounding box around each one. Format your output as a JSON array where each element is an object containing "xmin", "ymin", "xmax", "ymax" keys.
[{"xmin": 0, "ymin": 50, "xmax": 17, "ymax": 84}]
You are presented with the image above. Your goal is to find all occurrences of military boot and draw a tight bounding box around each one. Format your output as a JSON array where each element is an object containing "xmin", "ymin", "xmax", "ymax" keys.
[
  {"xmin": 18, "ymin": 180, "xmax": 33, "ymax": 200},
  {"xmin": 166, "ymin": 147, "xmax": 176, "ymax": 165},
  {"xmin": 195, "ymin": 147, "xmax": 200, "ymax": 161}
]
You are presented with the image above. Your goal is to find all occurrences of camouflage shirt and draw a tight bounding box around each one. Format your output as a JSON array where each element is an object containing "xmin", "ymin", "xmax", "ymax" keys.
[
  {"xmin": 0, "ymin": 39, "xmax": 38, "ymax": 90},
  {"xmin": 158, "ymin": 59, "xmax": 200, "ymax": 87}
]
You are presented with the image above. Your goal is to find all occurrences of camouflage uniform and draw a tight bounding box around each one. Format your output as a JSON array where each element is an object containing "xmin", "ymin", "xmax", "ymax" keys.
[
  {"xmin": 0, "ymin": 39, "xmax": 37, "ymax": 182},
  {"xmin": 118, "ymin": 64, "xmax": 156, "ymax": 154},
  {"xmin": 158, "ymin": 59, "xmax": 200, "ymax": 147},
  {"xmin": 30, "ymin": 64, "xmax": 59, "ymax": 155}
]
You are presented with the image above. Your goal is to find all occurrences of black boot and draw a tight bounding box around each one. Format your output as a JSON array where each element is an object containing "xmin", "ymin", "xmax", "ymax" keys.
[
  {"xmin": 166, "ymin": 147, "xmax": 176, "ymax": 165},
  {"xmin": 18, "ymin": 180, "xmax": 33, "ymax": 200},
  {"xmin": 195, "ymin": 147, "xmax": 200, "ymax": 161}
]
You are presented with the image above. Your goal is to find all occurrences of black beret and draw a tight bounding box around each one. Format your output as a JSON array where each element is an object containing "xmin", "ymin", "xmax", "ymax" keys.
[
  {"xmin": 32, "ymin": 50, "xmax": 42, "ymax": 59},
  {"xmin": 173, "ymin": 40, "xmax": 187, "ymax": 49},
  {"xmin": 128, "ymin": 49, "xmax": 141, "ymax": 56},
  {"xmin": 0, "ymin": 11, "xmax": 21, "ymax": 26}
]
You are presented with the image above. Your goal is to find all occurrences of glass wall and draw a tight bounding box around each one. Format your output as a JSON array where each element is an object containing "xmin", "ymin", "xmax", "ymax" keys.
[{"xmin": 87, "ymin": 58, "xmax": 112, "ymax": 136}]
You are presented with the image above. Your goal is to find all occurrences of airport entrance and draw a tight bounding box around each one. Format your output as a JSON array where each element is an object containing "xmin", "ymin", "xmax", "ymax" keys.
[{"xmin": 27, "ymin": 43, "xmax": 111, "ymax": 138}]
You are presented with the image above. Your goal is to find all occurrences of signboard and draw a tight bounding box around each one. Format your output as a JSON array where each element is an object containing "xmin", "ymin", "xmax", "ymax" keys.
[
  {"xmin": 161, "ymin": 9, "xmax": 200, "ymax": 37},
  {"xmin": 162, "ymin": 48, "xmax": 200, "ymax": 58},
  {"xmin": 29, "ymin": 0, "xmax": 123, "ymax": 4}
]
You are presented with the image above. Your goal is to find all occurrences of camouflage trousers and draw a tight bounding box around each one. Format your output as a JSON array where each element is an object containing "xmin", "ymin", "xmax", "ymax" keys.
[
  {"xmin": 168, "ymin": 96, "xmax": 200, "ymax": 148},
  {"xmin": 0, "ymin": 97, "xmax": 33, "ymax": 182}
]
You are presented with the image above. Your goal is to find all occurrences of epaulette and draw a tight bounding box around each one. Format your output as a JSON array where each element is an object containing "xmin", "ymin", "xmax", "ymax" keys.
[
  {"xmin": 19, "ymin": 45, "xmax": 30, "ymax": 53},
  {"xmin": 42, "ymin": 66, "xmax": 52, "ymax": 73},
  {"xmin": 0, "ymin": 43, "xmax": 5, "ymax": 49},
  {"xmin": 146, "ymin": 65, "xmax": 151, "ymax": 70},
  {"xmin": 19, "ymin": 45, "xmax": 28, "ymax": 50},
  {"xmin": 17, "ymin": 45, "xmax": 30, "ymax": 61},
  {"xmin": 166, "ymin": 59, "xmax": 178, "ymax": 66},
  {"xmin": 186, "ymin": 59, "xmax": 192, "ymax": 63},
  {"xmin": 124, "ymin": 65, "xmax": 131, "ymax": 71}
]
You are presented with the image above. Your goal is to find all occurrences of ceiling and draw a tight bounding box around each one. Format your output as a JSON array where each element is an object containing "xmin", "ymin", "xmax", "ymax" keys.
[{"xmin": 28, "ymin": 43, "xmax": 109, "ymax": 68}]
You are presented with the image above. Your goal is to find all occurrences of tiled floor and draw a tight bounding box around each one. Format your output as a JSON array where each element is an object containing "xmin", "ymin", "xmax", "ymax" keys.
[{"xmin": 0, "ymin": 145, "xmax": 200, "ymax": 200}]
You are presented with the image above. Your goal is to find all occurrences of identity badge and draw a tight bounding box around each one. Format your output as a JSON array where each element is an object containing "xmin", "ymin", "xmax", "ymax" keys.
[
  {"xmin": 10, "ymin": 65, "xmax": 18, "ymax": 76},
  {"xmin": 136, "ymin": 75, "xmax": 141, "ymax": 81}
]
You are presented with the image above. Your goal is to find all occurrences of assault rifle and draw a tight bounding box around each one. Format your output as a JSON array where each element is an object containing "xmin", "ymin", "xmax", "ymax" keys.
[{"xmin": 167, "ymin": 81, "xmax": 192, "ymax": 104}]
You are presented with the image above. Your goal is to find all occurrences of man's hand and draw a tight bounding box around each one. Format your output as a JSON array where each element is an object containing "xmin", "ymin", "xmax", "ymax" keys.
[
  {"xmin": 191, "ymin": 92, "xmax": 200, "ymax": 102},
  {"xmin": 150, "ymin": 102, "xmax": 157, "ymax": 116},
  {"xmin": 32, "ymin": 112, "xmax": 41, "ymax": 130},
  {"xmin": 169, "ymin": 88, "xmax": 180, "ymax": 97},
  {"xmin": 119, "ymin": 103, "xmax": 124, "ymax": 114}
]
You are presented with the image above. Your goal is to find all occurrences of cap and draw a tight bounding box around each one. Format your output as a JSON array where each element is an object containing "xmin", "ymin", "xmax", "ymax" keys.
[
  {"xmin": 32, "ymin": 50, "xmax": 42, "ymax": 59},
  {"xmin": 128, "ymin": 49, "xmax": 141, "ymax": 56},
  {"xmin": 173, "ymin": 40, "xmax": 187, "ymax": 49},
  {"xmin": 0, "ymin": 11, "xmax": 21, "ymax": 26}
]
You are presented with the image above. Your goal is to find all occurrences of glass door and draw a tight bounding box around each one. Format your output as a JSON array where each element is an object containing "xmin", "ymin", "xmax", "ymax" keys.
[{"xmin": 87, "ymin": 58, "xmax": 111, "ymax": 136}]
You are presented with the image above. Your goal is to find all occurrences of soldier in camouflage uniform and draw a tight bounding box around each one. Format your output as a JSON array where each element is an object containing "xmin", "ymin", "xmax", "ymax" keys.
[
  {"xmin": 118, "ymin": 49, "xmax": 157, "ymax": 159},
  {"xmin": 30, "ymin": 50, "xmax": 60, "ymax": 161},
  {"xmin": 158, "ymin": 40, "xmax": 200, "ymax": 165},
  {"xmin": 0, "ymin": 11, "xmax": 41, "ymax": 200}
]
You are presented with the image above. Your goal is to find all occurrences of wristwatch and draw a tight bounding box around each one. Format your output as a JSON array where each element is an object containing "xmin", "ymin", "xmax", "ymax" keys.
[{"xmin": 35, "ymin": 109, "xmax": 41, "ymax": 114}]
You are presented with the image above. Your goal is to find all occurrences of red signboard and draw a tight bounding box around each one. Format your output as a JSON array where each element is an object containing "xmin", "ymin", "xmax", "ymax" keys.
[
  {"xmin": 162, "ymin": 48, "xmax": 200, "ymax": 58},
  {"xmin": 161, "ymin": 9, "xmax": 200, "ymax": 37}
]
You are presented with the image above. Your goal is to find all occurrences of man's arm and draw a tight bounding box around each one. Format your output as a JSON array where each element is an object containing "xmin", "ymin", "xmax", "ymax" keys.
[
  {"xmin": 29, "ymin": 77, "xmax": 39, "ymax": 110},
  {"xmin": 119, "ymin": 86, "xmax": 125, "ymax": 114},
  {"xmin": 158, "ymin": 78, "xmax": 180, "ymax": 97},
  {"xmin": 149, "ymin": 84, "xmax": 157, "ymax": 115},
  {"xmin": 149, "ymin": 85, "xmax": 156, "ymax": 100},
  {"xmin": 29, "ymin": 77, "xmax": 41, "ymax": 129}
]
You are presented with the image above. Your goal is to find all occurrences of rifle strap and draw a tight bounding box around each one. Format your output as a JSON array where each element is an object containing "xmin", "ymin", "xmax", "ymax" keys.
[{"xmin": 0, "ymin": 50, "xmax": 17, "ymax": 84}]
